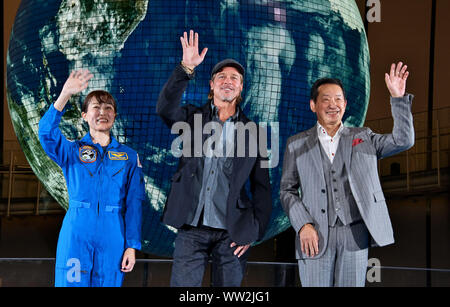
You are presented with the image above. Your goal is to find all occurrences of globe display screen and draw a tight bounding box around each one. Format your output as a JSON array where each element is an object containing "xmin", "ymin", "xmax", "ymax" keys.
[{"xmin": 7, "ymin": 0, "xmax": 369, "ymax": 256}]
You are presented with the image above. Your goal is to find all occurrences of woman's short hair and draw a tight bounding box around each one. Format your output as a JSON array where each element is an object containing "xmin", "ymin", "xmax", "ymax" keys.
[{"xmin": 82, "ymin": 90, "xmax": 117, "ymax": 114}]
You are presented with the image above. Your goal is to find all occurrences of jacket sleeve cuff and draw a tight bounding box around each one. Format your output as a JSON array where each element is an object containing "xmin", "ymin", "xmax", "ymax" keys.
[
  {"xmin": 287, "ymin": 204, "xmax": 315, "ymax": 235},
  {"xmin": 126, "ymin": 240, "xmax": 142, "ymax": 251},
  {"xmin": 390, "ymin": 93, "xmax": 414, "ymax": 104},
  {"xmin": 176, "ymin": 63, "xmax": 196, "ymax": 80},
  {"xmin": 51, "ymin": 103, "xmax": 66, "ymax": 115}
]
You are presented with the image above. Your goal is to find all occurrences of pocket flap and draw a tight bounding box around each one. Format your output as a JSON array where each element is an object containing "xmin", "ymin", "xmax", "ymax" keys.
[
  {"xmin": 237, "ymin": 198, "xmax": 252, "ymax": 209},
  {"xmin": 373, "ymin": 190, "xmax": 385, "ymax": 202},
  {"xmin": 105, "ymin": 205, "xmax": 122, "ymax": 212},
  {"xmin": 69, "ymin": 200, "xmax": 91, "ymax": 209}
]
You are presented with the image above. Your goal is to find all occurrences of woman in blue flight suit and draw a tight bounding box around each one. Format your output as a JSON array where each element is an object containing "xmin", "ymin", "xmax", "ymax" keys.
[{"xmin": 38, "ymin": 70, "xmax": 145, "ymax": 287}]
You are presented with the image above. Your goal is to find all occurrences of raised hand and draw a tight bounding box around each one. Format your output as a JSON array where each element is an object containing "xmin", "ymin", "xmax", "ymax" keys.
[
  {"xmin": 180, "ymin": 30, "xmax": 208, "ymax": 70},
  {"xmin": 61, "ymin": 69, "xmax": 93, "ymax": 96},
  {"xmin": 385, "ymin": 62, "xmax": 409, "ymax": 98},
  {"xmin": 54, "ymin": 69, "xmax": 93, "ymax": 111}
]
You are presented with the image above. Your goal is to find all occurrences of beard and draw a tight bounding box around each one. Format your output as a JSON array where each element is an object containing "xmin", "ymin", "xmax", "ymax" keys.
[
  {"xmin": 219, "ymin": 95, "xmax": 236, "ymax": 103},
  {"xmin": 208, "ymin": 87, "xmax": 243, "ymax": 105},
  {"xmin": 217, "ymin": 88, "xmax": 242, "ymax": 104}
]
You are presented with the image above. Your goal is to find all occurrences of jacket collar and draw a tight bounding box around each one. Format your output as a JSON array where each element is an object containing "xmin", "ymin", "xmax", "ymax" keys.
[{"xmin": 202, "ymin": 100, "xmax": 248, "ymax": 123}]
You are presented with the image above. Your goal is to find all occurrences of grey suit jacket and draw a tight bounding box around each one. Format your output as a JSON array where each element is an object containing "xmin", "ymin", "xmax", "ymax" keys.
[{"xmin": 280, "ymin": 94, "xmax": 415, "ymax": 259}]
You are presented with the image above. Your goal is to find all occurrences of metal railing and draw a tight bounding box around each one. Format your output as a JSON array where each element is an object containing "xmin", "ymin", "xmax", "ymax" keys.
[
  {"xmin": 0, "ymin": 152, "xmax": 63, "ymax": 217},
  {"xmin": 0, "ymin": 258, "xmax": 449, "ymax": 287},
  {"xmin": 365, "ymin": 107, "xmax": 450, "ymax": 193}
]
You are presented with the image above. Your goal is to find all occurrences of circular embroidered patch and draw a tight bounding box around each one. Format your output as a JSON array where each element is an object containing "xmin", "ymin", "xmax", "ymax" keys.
[{"xmin": 79, "ymin": 145, "xmax": 97, "ymax": 163}]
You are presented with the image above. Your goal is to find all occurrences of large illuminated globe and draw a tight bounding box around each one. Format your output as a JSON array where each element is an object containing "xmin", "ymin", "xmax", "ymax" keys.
[{"xmin": 7, "ymin": 0, "xmax": 370, "ymax": 256}]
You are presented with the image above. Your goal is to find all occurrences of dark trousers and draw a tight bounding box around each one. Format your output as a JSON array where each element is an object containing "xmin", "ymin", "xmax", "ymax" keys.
[{"xmin": 170, "ymin": 226, "xmax": 249, "ymax": 287}]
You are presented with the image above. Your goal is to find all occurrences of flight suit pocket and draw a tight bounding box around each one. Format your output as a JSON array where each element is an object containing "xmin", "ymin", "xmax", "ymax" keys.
[
  {"xmin": 105, "ymin": 204, "xmax": 123, "ymax": 213},
  {"xmin": 109, "ymin": 163, "xmax": 127, "ymax": 186},
  {"xmin": 111, "ymin": 165, "xmax": 126, "ymax": 177},
  {"xmin": 69, "ymin": 200, "xmax": 91, "ymax": 209}
]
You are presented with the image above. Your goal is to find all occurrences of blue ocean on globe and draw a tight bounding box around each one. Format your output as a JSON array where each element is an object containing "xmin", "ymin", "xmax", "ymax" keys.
[{"xmin": 6, "ymin": 0, "xmax": 370, "ymax": 256}]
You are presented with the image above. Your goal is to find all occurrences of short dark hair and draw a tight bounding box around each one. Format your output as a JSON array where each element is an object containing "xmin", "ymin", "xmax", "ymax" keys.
[
  {"xmin": 82, "ymin": 90, "xmax": 117, "ymax": 114},
  {"xmin": 210, "ymin": 58, "xmax": 245, "ymax": 79},
  {"xmin": 310, "ymin": 78, "xmax": 346, "ymax": 102}
]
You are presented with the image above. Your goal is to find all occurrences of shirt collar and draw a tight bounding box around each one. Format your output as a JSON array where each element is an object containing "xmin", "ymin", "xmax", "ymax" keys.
[
  {"xmin": 317, "ymin": 122, "xmax": 345, "ymax": 139},
  {"xmin": 211, "ymin": 101, "xmax": 239, "ymax": 122}
]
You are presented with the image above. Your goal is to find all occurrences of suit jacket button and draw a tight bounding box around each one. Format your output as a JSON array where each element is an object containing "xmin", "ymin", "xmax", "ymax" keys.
[
  {"xmin": 321, "ymin": 189, "xmax": 326, "ymax": 193},
  {"xmin": 321, "ymin": 209, "xmax": 326, "ymax": 213}
]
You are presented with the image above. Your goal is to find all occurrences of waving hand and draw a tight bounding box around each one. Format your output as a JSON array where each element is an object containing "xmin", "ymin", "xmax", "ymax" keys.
[
  {"xmin": 62, "ymin": 69, "xmax": 93, "ymax": 96},
  {"xmin": 54, "ymin": 69, "xmax": 93, "ymax": 111},
  {"xmin": 385, "ymin": 62, "xmax": 409, "ymax": 98},
  {"xmin": 180, "ymin": 30, "xmax": 208, "ymax": 70}
]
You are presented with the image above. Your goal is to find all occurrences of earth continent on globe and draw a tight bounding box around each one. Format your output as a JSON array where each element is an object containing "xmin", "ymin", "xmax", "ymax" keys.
[{"xmin": 7, "ymin": 0, "xmax": 370, "ymax": 256}]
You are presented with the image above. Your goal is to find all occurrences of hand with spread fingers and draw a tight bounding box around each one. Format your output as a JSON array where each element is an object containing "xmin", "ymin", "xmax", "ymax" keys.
[
  {"xmin": 180, "ymin": 29, "xmax": 208, "ymax": 71},
  {"xmin": 385, "ymin": 62, "xmax": 409, "ymax": 98},
  {"xmin": 54, "ymin": 69, "xmax": 93, "ymax": 111},
  {"xmin": 62, "ymin": 69, "xmax": 93, "ymax": 96}
]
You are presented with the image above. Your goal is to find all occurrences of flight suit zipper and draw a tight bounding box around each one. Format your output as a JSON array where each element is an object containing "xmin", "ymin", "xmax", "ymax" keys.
[
  {"xmin": 97, "ymin": 147, "xmax": 108, "ymax": 216},
  {"xmin": 112, "ymin": 166, "xmax": 125, "ymax": 177}
]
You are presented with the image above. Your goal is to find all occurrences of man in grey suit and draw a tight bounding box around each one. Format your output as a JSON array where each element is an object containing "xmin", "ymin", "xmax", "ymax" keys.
[{"xmin": 280, "ymin": 62, "xmax": 414, "ymax": 287}]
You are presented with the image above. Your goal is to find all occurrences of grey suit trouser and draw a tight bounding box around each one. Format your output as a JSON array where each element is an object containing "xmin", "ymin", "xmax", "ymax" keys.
[{"xmin": 298, "ymin": 221, "xmax": 369, "ymax": 287}]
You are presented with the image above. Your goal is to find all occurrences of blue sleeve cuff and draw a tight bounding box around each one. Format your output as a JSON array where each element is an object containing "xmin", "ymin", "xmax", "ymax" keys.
[
  {"xmin": 126, "ymin": 240, "xmax": 142, "ymax": 251},
  {"xmin": 50, "ymin": 103, "xmax": 66, "ymax": 115}
]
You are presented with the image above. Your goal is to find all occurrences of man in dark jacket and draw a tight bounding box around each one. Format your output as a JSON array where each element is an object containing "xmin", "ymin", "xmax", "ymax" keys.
[{"xmin": 157, "ymin": 30, "xmax": 272, "ymax": 287}]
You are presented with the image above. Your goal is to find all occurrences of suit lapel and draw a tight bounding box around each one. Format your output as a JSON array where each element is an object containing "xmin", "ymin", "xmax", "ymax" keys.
[
  {"xmin": 305, "ymin": 125, "xmax": 325, "ymax": 179},
  {"xmin": 340, "ymin": 126, "xmax": 353, "ymax": 170}
]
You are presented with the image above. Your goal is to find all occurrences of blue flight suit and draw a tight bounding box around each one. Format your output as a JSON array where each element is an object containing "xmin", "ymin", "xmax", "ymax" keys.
[{"xmin": 38, "ymin": 104, "xmax": 144, "ymax": 287}]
